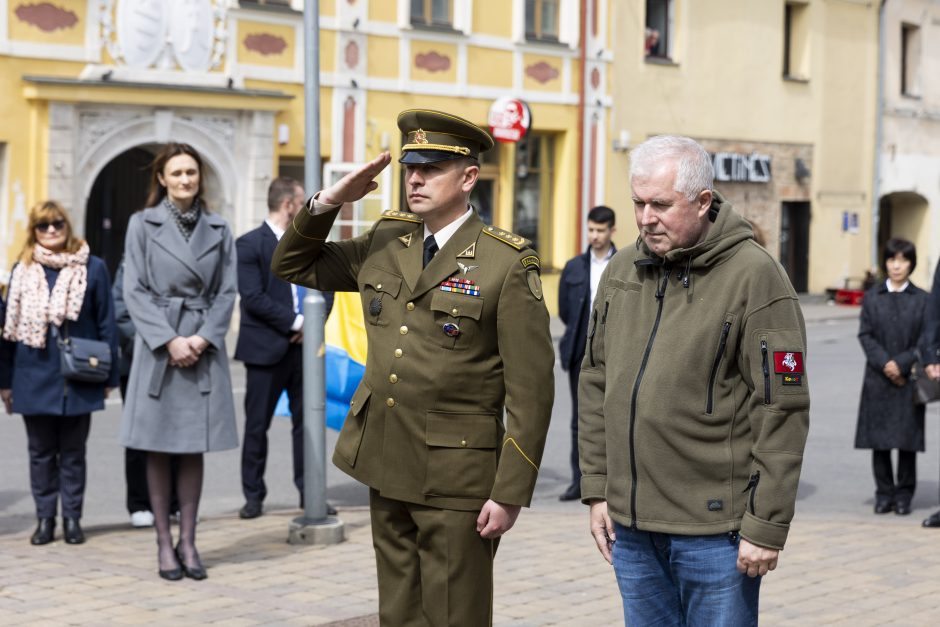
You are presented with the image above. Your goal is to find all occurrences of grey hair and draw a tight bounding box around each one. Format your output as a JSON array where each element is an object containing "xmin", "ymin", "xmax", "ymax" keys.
[{"xmin": 629, "ymin": 135, "xmax": 714, "ymax": 201}]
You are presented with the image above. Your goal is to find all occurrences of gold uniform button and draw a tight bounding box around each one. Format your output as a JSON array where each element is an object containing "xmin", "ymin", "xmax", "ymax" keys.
[
  {"xmin": 460, "ymin": 439, "xmax": 468, "ymax": 447},
  {"xmin": 406, "ymin": 302, "xmax": 415, "ymax": 311},
  {"xmin": 376, "ymin": 283, "xmax": 383, "ymax": 290},
  {"xmin": 394, "ymin": 348, "xmax": 403, "ymax": 358},
  {"xmin": 400, "ymin": 325, "xmax": 408, "ymax": 335},
  {"xmin": 386, "ymin": 398, "xmax": 395, "ymax": 407},
  {"xmin": 451, "ymin": 308, "xmax": 459, "ymax": 316},
  {"xmin": 389, "ymin": 374, "xmax": 398, "ymax": 383}
]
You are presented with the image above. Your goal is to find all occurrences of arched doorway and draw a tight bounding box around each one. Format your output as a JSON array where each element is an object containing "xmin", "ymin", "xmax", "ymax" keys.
[
  {"xmin": 84, "ymin": 144, "xmax": 226, "ymax": 278},
  {"xmin": 85, "ymin": 146, "xmax": 153, "ymax": 278},
  {"xmin": 878, "ymin": 191, "xmax": 929, "ymax": 281}
]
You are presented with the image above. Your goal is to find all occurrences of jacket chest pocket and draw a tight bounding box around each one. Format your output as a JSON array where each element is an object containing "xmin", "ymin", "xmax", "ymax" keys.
[
  {"xmin": 361, "ymin": 269, "xmax": 403, "ymax": 327},
  {"xmin": 430, "ymin": 291, "xmax": 484, "ymax": 350}
]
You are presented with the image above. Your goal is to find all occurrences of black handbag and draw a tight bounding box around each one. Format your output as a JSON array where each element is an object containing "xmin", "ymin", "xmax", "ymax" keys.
[
  {"xmin": 910, "ymin": 360, "xmax": 940, "ymax": 405},
  {"xmin": 55, "ymin": 324, "xmax": 112, "ymax": 384}
]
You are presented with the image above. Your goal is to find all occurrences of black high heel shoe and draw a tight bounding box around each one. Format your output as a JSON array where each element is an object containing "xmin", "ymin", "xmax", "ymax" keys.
[
  {"xmin": 158, "ymin": 547, "xmax": 183, "ymax": 581},
  {"xmin": 175, "ymin": 544, "xmax": 207, "ymax": 580}
]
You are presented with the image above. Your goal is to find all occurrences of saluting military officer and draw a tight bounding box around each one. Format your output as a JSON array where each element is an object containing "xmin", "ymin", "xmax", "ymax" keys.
[{"xmin": 272, "ymin": 109, "xmax": 554, "ymax": 626}]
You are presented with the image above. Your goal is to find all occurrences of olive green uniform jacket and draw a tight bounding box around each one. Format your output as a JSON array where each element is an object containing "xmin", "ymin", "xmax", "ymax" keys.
[
  {"xmin": 579, "ymin": 193, "xmax": 810, "ymax": 550},
  {"xmin": 272, "ymin": 205, "xmax": 554, "ymax": 511}
]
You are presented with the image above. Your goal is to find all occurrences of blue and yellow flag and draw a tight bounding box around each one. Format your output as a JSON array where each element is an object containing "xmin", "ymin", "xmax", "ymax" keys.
[
  {"xmin": 273, "ymin": 292, "xmax": 366, "ymax": 431},
  {"xmin": 324, "ymin": 292, "xmax": 367, "ymax": 430}
]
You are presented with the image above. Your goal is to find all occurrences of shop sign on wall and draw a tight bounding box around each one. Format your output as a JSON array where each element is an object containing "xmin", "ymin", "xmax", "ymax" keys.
[
  {"xmin": 711, "ymin": 152, "xmax": 772, "ymax": 183},
  {"xmin": 488, "ymin": 98, "xmax": 532, "ymax": 144}
]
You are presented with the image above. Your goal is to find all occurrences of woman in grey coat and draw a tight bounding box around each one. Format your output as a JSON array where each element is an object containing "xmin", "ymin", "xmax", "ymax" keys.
[
  {"xmin": 120, "ymin": 142, "xmax": 237, "ymax": 581},
  {"xmin": 854, "ymin": 238, "xmax": 929, "ymax": 516}
]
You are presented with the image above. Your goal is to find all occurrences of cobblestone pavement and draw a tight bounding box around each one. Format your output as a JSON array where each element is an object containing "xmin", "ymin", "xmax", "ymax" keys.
[{"xmin": 2, "ymin": 503, "xmax": 939, "ymax": 625}]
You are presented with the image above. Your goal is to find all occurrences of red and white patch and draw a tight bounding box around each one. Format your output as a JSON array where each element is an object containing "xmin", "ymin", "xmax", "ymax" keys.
[{"xmin": 773, "ymin": 351, "xmax": 804, "ymax": 374}]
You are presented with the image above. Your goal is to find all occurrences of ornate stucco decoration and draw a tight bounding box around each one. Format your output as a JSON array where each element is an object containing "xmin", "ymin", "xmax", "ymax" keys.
[{"xmin": 99, "ymin": 0, "xmax": 227, "ymax": 72}]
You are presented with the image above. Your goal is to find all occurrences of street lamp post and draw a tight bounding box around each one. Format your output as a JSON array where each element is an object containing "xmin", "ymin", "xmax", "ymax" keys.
[{"xmin": 287, "ymin": 0, "xmax": 344, "ymax": 546}]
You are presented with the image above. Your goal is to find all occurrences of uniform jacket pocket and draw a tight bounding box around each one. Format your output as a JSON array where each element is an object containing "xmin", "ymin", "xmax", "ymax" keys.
[
  {"xmin": 361, "ymin": 268, "xmax": 402, "ymax": 327},
  {"xmin": 423, "ymin": 412, "xmax": 499, "ymax": 498},
  {"xmin": 430, "ymin": 291, "xmax": 484, "ymax": 350},
  {"xmin": 335, "ymin": 383, "xmax": 372, "ymax": 467}
]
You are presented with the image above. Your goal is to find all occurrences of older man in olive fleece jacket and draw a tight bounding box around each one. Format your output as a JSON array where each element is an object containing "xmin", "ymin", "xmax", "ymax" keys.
[{"xmin": 579, "ymin": 135, "xmax": 809, "ymax": 625}]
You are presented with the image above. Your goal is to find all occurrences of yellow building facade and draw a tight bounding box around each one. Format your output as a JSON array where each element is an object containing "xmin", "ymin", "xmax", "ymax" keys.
[
  {"xmin": 0, "ymin": 0, "xmax": 612, "ymax": 298},
  {"xmin": 608, "ymin": 0, "xmax": 880, "ymax": 294}
]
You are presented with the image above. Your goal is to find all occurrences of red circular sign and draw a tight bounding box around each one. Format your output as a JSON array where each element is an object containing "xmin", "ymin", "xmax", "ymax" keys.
[{"xmin": 488, "ymin": 98, "xmax": 532, "ymax": 144}]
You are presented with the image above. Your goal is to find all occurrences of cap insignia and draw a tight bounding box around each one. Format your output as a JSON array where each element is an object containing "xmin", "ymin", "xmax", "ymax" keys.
[{"xmin": 413, "ymin": 129, "xmax": 429, "ymax": 145}]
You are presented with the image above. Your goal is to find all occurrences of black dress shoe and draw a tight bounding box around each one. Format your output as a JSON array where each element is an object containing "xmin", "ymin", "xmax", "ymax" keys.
[
  {"xmin": 559, "ymin": 484, "xmax": 581, "ymax": 502},
  {"xmin": 63, "ymin": 517, "xmax": 85, "ymax": 544},
  {"xmin": 30, "ymin": 518, "xmax": 55, "ymax": 545},
  {"xmin": 895, "ymin": 500, "xmax": 912, "ymax": 516},
  {"xmin": 922, "ymin": 510, "xmax": 940, "ymax": 528},
  {"xmin": 874, "ymin": 499, "xmax": 894, "ymax": 514},
  {"xmin": 176, "ymin": 546, "xmax": 207, "ymax": 581},
  {"xmin": 239, "ymin": 501, "xmax": 262, "ymax": 519}
]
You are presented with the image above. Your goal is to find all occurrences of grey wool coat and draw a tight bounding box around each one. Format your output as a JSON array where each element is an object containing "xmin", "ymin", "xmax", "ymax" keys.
[
  {"xmin": 119, "ymin": 205, "xmax": 239, "ymax": 453},
  {"xmin": 854, "ymin": 282, "xmax": 929, "ymax": 452}
]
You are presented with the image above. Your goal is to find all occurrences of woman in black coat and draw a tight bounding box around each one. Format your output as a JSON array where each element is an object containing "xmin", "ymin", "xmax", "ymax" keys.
[{"xmin": 854, "ymin": 238, "xmax": 928, "ymax": 516}]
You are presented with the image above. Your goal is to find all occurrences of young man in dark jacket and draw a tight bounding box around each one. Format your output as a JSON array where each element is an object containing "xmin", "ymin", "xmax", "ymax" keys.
[
  {"xmin": 557, "ymin": 205, "xmax": 615, "ymax": 501},
  {"xmin": 579, "ymin": 135, "xmax": 810, "ymax": 624}
]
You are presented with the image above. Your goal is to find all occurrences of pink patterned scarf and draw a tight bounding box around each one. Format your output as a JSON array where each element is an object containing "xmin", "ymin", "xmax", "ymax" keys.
[{"xmin": 2, "ymin": 242, "xmax": 90, "ymax": 348}]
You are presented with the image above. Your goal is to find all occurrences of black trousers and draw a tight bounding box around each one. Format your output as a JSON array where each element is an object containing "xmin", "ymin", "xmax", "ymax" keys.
[
  {"xmin": 873, "ymin": 449, "xmax": 916, "ymax": 501},
  {"xmin": 23, "ymin": 414, "xmax": 91, "ymax": 519},
  {"xmin": 241, "ymin": 344, "xmax": 304, "ymax": 504},
  {"xmin": 567, "ymin": 359, "xmax": 582, "ymax": 488}
]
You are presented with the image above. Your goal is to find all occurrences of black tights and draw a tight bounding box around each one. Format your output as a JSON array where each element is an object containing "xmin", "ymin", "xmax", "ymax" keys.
[{"xmin": 147, "ymin": 452, "xmax": 203, "ymax": 571}]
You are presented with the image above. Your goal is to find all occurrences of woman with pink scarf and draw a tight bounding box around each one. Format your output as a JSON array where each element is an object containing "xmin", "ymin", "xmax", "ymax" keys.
[{"xmin": 0, "ymin": 201, "xmax": 119, "ymax": 546}]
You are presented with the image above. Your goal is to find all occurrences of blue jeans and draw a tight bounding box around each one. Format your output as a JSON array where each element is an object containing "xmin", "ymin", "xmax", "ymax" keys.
[{"xmin": 611, "ymin": 522, "xmax": 760, "ymax": 626}]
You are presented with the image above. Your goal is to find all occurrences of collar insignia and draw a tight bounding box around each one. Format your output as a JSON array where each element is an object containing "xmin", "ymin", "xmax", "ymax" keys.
[
  {"xmin": 457, "ymin": 242, "xmax": 476, "ymax": 258},
  {"xmin": 398, "ymin": 233, "xmax": 413, "ymax": 247}
]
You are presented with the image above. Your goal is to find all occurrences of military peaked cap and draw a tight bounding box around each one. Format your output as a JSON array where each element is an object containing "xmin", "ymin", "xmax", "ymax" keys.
[{"xmin": 397, "ymin": 109, "xmax": 495, "ymax": 164}]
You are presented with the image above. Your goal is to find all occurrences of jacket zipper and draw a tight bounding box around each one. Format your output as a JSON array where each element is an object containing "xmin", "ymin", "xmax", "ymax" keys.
[
  {"xmin": 706, "ymin": 320, "xmax": 732, "ymax": 414},
  {"xmin": 629, "ymin": 268, "xmax": 671, "ymax": 529},
  {"xmin": 760, "ymin": 338, "xmax": 771, "ymax": 404},
  {"xmin": 743, "ymin": 471, "xmax": 761, "ymax": 515},
  {"xmin": 588, "ymin": 309, "xmax": 598, "ymax": 367}
]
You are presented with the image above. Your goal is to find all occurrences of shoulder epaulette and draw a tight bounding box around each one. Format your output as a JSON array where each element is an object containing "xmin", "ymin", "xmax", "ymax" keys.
[
  {"xmin": 380, "ymin": 210, "xmax": 423, "ymax": 224},
  {"xmin": 482, "ymin": 225, "xmax": 529, "ymax": 250}
]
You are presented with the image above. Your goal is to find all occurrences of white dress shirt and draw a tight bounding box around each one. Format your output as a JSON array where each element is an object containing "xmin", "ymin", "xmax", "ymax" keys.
[
  {"xmin": 265, "ymin": 218, "xmax": 304, "ymax": 331},
  {"xmin": 590, "ymin": 246, "xmax": 615, "ymax": 306},
  {"xmin": 886, "ymin": 279, "xmax": 909, "ymax": 293}
]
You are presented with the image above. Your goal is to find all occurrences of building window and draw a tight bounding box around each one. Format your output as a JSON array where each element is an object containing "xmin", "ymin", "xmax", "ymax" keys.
[
  {"xmin": 526, "ymin": 0, "xmax": 560, "ymax": 41},
  {"xmin": 239, "ymin": 0, "xmax": 294, "ymax": 8},
  {"xmin": 514, "ymin": 133, "xmax": 554, "ymax": 259},
  {"xmin": 645, "ymin": 0, "xmax": 674, "ymax": 59},
  {"xmin": 411, "ymin": 0, "xmax": 453, "ymax": 28},
  {"xmin": 901, "ymin": 23, "xmax": 921, "ymax": 97},
  {"xmin": 783, "ymin": 2, "xmax": 810, "ymax": 80}
]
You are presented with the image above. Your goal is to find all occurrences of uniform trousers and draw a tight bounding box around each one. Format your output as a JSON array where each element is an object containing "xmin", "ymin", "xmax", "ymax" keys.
[
  {"xmin": 369, "ymin": 489, "xmax": 498, "ymax": 627},
  {"xmin": 23, "ymin": 414, "xmax": 91, "ymax": 519},
  {"xmin": 241, "ymin": 344, "xmax": 304, "ymax": 504}
]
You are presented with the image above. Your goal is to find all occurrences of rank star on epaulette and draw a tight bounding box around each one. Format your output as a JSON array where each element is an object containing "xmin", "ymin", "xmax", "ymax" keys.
[
  {"xmin": 482, "ymin": 225, "xmax": 528, "ymax": 250},
  {"xmin": 381, "ymin": 210, "xmax": 422, "ymax": 224}
]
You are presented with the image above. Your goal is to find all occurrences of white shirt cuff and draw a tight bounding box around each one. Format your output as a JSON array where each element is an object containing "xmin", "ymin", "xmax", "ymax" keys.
[
  {"xmin": 291, "ymin": 314, "xmax": 304, "ymax": 332},
  {"xmin": 306, "ymin": 191, "xmax": 343, "ymax": 215}
]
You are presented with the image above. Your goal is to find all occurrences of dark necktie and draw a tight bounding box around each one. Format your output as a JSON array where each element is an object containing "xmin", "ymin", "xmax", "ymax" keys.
[{"xmin": 423, "ymin": 235, "xmax": 439, "ymax": 269}]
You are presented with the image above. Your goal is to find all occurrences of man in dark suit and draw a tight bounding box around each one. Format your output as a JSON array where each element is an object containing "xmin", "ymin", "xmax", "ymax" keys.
[
  {"xmin": 235, "ymin": 177, "xmax": 309, "ymax": 519},
  {"xmin": 557, "ymin": 205, "xmax": 616, "ymax": 501}
]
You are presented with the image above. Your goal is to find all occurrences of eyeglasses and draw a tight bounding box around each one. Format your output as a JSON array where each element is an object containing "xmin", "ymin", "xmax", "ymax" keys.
[{"xmin": 34, "ymin": 220, "xmax": 66, "ymax": 233}]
